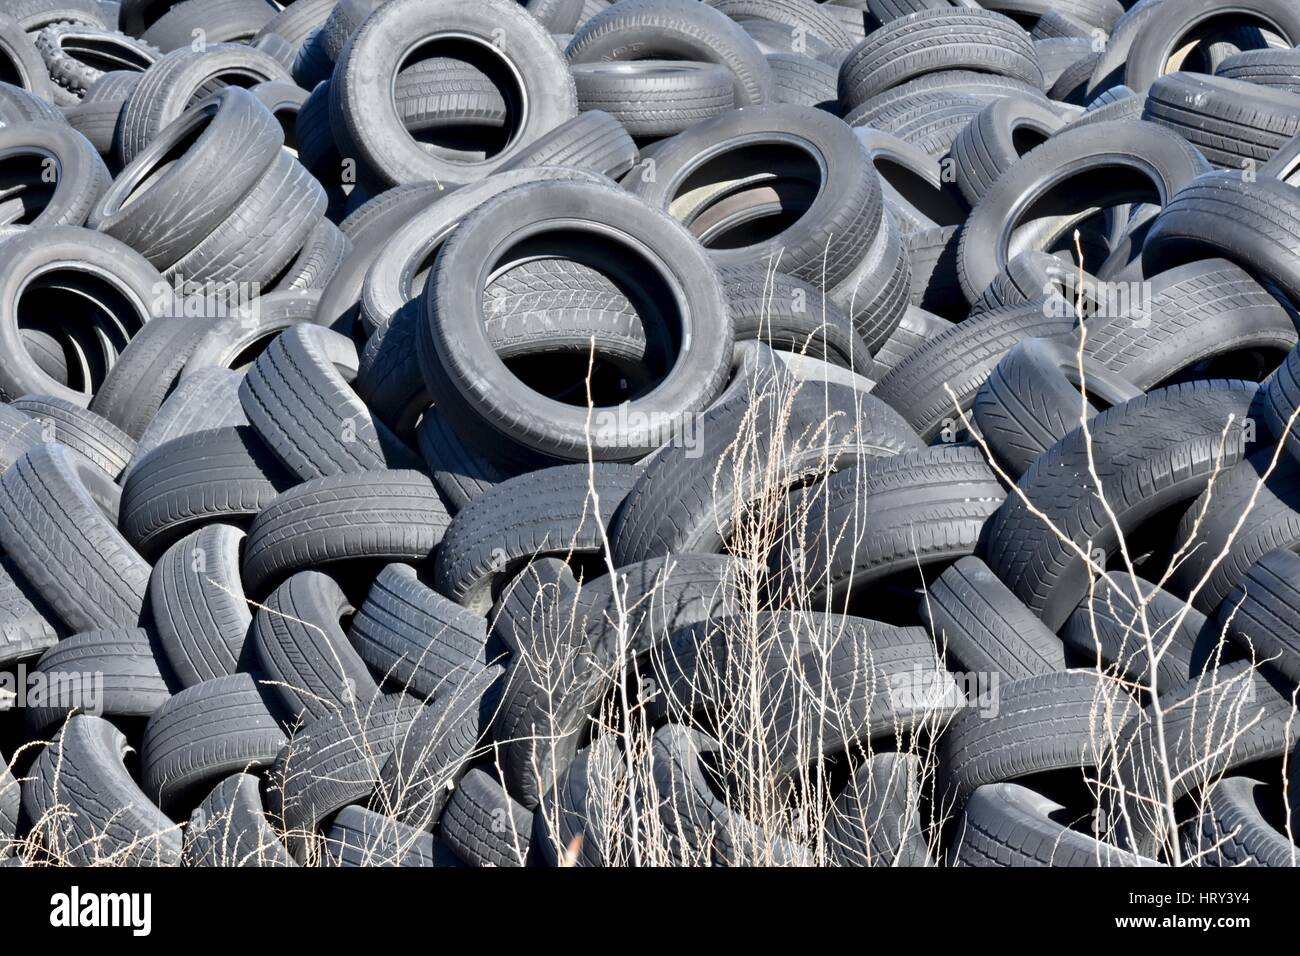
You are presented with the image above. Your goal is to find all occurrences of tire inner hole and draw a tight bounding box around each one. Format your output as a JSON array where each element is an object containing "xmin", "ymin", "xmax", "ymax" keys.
[
  {"xmin": 488, "ymin": 230, "xmax": 684, "ymax": 408},
  {"xmin": 671, "ymin": 142, "xmax": 825, "ymax": 250},
  {"xmin": 17, "ymin": 271, "xmax": 142, "ymax": 394},
  {"xmin": 397, "ymin": 36, "xmax": 526, "ymax": 162}
]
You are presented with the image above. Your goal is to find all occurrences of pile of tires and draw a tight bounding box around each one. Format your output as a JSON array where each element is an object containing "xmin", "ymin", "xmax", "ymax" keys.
[{"xmin": 0, "ymin": 0, "xmax": 1299, "ymax": 868}]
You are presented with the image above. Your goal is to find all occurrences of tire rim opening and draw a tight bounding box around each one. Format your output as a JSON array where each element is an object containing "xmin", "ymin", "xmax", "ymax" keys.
[{"xmin": 395, "ymin": 35, "xmax": 528, "ymax": 163}]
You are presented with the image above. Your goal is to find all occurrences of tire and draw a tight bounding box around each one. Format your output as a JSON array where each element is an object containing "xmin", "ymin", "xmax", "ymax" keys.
[
  {"xmin": 1144, "ymin": 172, "xmax": 1300, "ymax": 308},
  {"xmin": 0, "ymin": 121, "xmax": 110, "ymax": 228},
  {"xmin": 920, "ymin": 555, "xmax": 1066, "ymax": 681},
  {"xmin": 824, "ymin": 752, "xmax": 933, "ymax": 867},
  {"xmin": 495, "ymin": 108, "xmax": 638, "ymax": 179},
  {"xmin": 0, "ymin": 443, "xmax": 148, "ymax": 632},
  {"xmin": 184, "ymin": 772, "xmax": 294, "ymax": 867},
  {"xmin": 1183, "ymin": 775, "xmax": 1299, "ymax": 867},
  {"xmin": 22, "ymin": 715, "xmax": 181, "ymax": 867},
  {"xmin": 418, "ymin": 180, "xmax": 733, "ymax": 463},
  {"xmin": 415, "ymin": 409, "xmax": 526, "ymax": 514},
  {"xmin": 0, "ymin": 14, "xmax": 55, "ymax": 102},
  {"xmin": 1083, "ymin": 259, "xmax": 1298, "ymax": 391},
  {"xmin": 6, "ymin": 0, "xmax": 107, "ymax": 32},
  {"xmin": 838, "ymin": 8, "xmax": 1042, "ymax": 110},
  {"xmin": 440, "ymin": 766, "xmax": 532, "ymax": 867},
  {"xmin": 254, "ymin": 0, "xmax": 334, "ymax": 51},
  {"xmin": 241, "ymin": 470, "xmax": 451, "ymax": 596},
  {"xmin": 982, "ymin": 0, "xmax": 1121, "ymax": 31},
  {"xmin": 625, "ymin": 104, "xmax": 882, "ymax": 288},
  {"xmin": 973, "ymin": 335, "xmax": 1144, "ymax": 479},
  {"xmin": 150, "ymin": 522, "xmax": 253, "ymax": 689},
  {"xmin": 950, "ymin": 94, "xmax": 1066, "ymax": 207},
  {"xmin": 846, "ymin": 68, "xmax": 1051, "ymax": 126},
  {"xmin": 1109, "ymin": 660, "xmax": 1297, "ymax": 856},
  {"xmin": 1031, "ymin": 10, "xmax": 1093, "ymax": 40},
  {"xmin": 969, "ymin": 249, "xmax": 1076, "ymax": 317},
  {"xmin": 181, "ymin": 291, "xmax": 321, "ymax": 377},
  {"xmin": 531, "ymin": 733, "xmax": 627, "ymax": 866},
  {"xmin": 767, "ymin": 52, "xmax": 839, "ymax": 110},
  {"xmin": 141, "ymin": 673, "xmax": 287, "ymax": 812},
  {"xmin": 1221, "ymin": 549, "xmax": 1300, "ymax": 691},
  {"xmin": 526, "ymin": 0, "xmax": 585, "ymax": 33},
  {"xmin": 829, "ymin": 205, "xmax": 913, "ymax": 353},
  {"xmin": 273, "ymin": 218, "xmax": 349, "ymax": 292},
  {"xmin": 491, "ymin": 568, "xmax": 603, "ymax": 807},
  {"xmin": 873, "ymin": 303, "xmax": 1072, "ymax": 441},
  {"xmin": 142, "ymin": 0, "xmax": 277, "ymax": 52},
  {"xmin": 1263, "ymin": 343, "xmax": 1300, "ymax": 465},
  {"xmin": 63, "ymin": 88, "xmax": 131, "ymax": 156},
  {"xmin": 1165, "ymin": 450, "xmax": 1300, "ymax": 615},
  {"xmin": 11, "ymin": 393, "xmax": 136, "ymax": 478},
  {"xmin": 314, "ymin": 181, "xmax": 448, "ymax": 334},
  {"xmin": 393, "ymin": 57, "xmax": 509, "ymax": 133},
  {"xmin": 722, "ymin": 264, "xmax": 872, "ymax": 371},
  {"xmin": 324, "ymin": 804, "xmax": 446, "ymax": 867},
  {"xmin": 570, "ymin": 60, "xmax": 735, "ymax": 137},
  {"xmin": 119, "ymin": 425, "xmax": 294, "ymax": 560},
  {"xmin": 654, "ymin": 612, "xmax": 963, "ymax": 775},
  {"xmin": 774, "ymin": 444, "xmax": 1007, "ymax": 610},
  {"xmin": 35, "ymin": 23, "xmax": 157, "ymax": 99},
  {"xmin": 865, "ymin": 92, "xmax": 986, "ymax": 159},
  {"xmin": 710, "ymin": 0, "xmax": 857, "ymax": 50},
  {"xmin": 435, "ymin": 463, "xmax": 637, "ymax": 615},
  {"xmin": 330, "ymin": 0, "xmax": 577, "ymax": 187},
  {"xmin": 904, "ymin": 222, "xmax": 965, "ymax": 315},
  {"xmin": 1062, "ymin": 571, "xmax": 1215, "ymax": 694},
  {"xmin": 251, "ymin": 570, "xmax": 378, "ymax": 725},
  {"xmin": 0, "ymin": 748, "xmax": 18, "ymax": 858},
  {"xmin": 239, "ymin": 323, "xmax": 420, "ymax": 483},
  {"xmin": 349, "ymin": 563, "xmax": 495, "ymax": 700},
  {"xmin": 1143, "ymin": 72, "xmax": 1300, "ymax": 170},
  {"xmin": 88, "ymin": 316, "xmax": 208, "ymax": 439},
  {"xmin": 357, "ymin": 164, "xmax": 608, "ymax": 338},
  {"xmin": 0, "ymin": 226, "xmax": 163, "ymax": 405},
  {"xmin": 1121, "ymin": 0, "xmax": 1300, "ymax": 96},
  {"xmin": 162, "ymin": 148, "xmax": 324, "ymax": 287},
  {"xmin": 375, "ymin": 662, "xmax": 502, "ymax": 830},
  {"xmin": 1217, "ymin": 47, "xmax": 1300, "ymax": 93},
  {"xmin": 1034, "ymin": 37, "xmax": 1095, "ymax": 93},
  {"xmin": 610, "ymin": 384, "xmax": 920, "ymax": 565},
  {"xmin": 268, "ymin": 694, "xmax": 422, "ymax": 863},
  {"xmin": 650, "ymin": 724, "xmax": 811, "ymax": 865},
  {"xmin": 957, "ymin": 120, "xmax": 1211, "ymax": 303},
  {"xmin": 984, "ymin": 380, "xmax": 1262, "ymax": 631},
  {"xmin": 0, "ymin": 555, "xmax": 59, "ymax": 667},
  {"xmin": 566, "ymin": 0, "xmax": 774, "ymax": 107},
  {"xmin": 938, "ymin": 669, "xmax": 1139, "ymax": 806},
  {"xmin": 116, "ymin": 42, "xmax": 290, "ymax": 165},
  {"xmin": 89, "ymin": 87, "xmax": 283, "ymax": 269},
  {"xmin": 0, "ymin": 401, "xmax": 44, "ymax": 472},
  {"xmin": 951, "ymin": 782, "xmax": 1156, "ymax": 866},
  {"xmin": 854, "ymin": 126, "xmax": 966, "ymax": 237},
  {"xmin": 124, "ymin": 367, "xmax": 248, "ymax": 483},
  {"xmin": 24, "ymin": 626, "xmax": 173, "ymax": 733}
]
